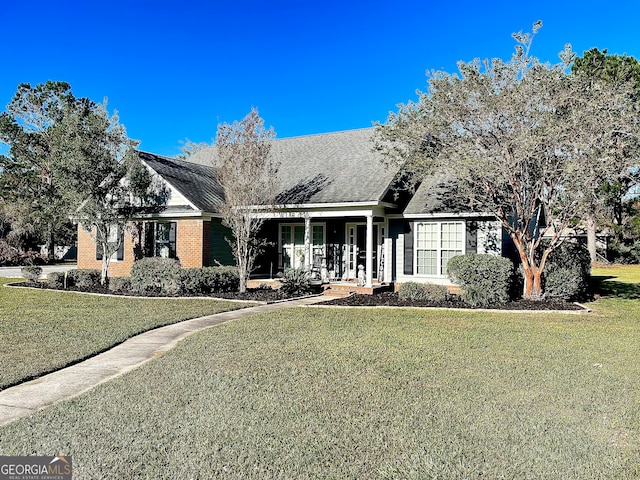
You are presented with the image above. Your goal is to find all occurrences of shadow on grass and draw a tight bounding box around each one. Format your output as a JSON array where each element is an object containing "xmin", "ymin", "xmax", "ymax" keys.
[{"xmin": 591, "ymin": 275, "xmax": 640, "ymax": 300}]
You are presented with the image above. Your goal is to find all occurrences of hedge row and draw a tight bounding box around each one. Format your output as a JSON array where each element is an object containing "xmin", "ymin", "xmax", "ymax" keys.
[
  {"xmin": 129, "ymin": 258, "xmax": 239, "ymax": 296},
  {"xmin": 46, "ymin": 269, "xmax": 101, "ymax": 289},
  {"xmin": 44, "ymin": 258, "xmax": 240, "ymax": 296}
]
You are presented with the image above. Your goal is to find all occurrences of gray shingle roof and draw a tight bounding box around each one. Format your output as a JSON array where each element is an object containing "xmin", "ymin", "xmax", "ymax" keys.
[
  {"xmin": 403, "ymin": 173, "xmax": 478, "ymax": 215},
  {"xmin": 271, "ymin": 129, "xmax": 397, "ymax": 204},
  {"xmin": 138, "ymin": 151, "xmax": 225, "ymax": 213},
  {"xmin": 188, "ymin": 128, "xmax": 398, "ymax": 205}
]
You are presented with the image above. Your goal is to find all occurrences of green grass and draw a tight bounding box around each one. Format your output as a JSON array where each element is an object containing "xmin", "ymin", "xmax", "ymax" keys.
[
  {"xmin": 592, "ymin": 265, "xmax": 640, "ymax": 300},
  {"xmin": 593, "ymin": 264, "xmax": 640, "ymax": 284},
  {"xmin": 1, "ymin": 293, "xmax": 640, "ymax": 478},
  {"xmin": 0, "ymin": 278, "xmax": 250, "ymax": 389}
]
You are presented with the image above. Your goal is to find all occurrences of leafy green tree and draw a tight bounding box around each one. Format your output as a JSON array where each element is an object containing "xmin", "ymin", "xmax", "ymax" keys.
[
  {"xmin": 375, "ymin": 23, "xmax": 640, "ymax": 299},
  {"xmin": 0, "ymin": 81, "xmax": 77, "ymax": 257},
  {"xmin": 571, "ymin": 48, "xmax": 640, "ymax": 262},
  {"xmin": 70, "ymin": 99, "xmax": 168, "ymax": 285},
  {"xmin": 1, "ymin": 81, "xmax": 168, "ymax": 281}
]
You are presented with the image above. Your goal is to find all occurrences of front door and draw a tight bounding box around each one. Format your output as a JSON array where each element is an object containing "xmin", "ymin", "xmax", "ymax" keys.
[{"xmin": 280, "ymin": 225, "xmax": 306, "ymax": 270}]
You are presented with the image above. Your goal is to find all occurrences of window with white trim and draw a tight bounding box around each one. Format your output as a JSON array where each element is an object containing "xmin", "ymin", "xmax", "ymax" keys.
[
  {"xmin": 279, "ymin": 223, "xmax": 325, "ymax": 269},
  {"xmin": 415, "ymin": 221, "xmax": 464, "ymax": 275},
  {"xmin": 96, "ymin": 224, "xmax": 124, "ymax": 262}
]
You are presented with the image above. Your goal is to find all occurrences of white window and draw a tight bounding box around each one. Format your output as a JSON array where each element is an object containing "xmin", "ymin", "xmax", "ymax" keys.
[
  {"xmin": 280, "ymin": 223, "xmax": 325, "ymax": 269},
  {"xmin": 106, "ymin": 225, "xmax": 121, "ymax": 261},
  {"xmin": 415, "ymin": 221, "xmax": 464, "ymax": 275},
  {"xmin": 155, "ymin": 222, "xmax": 176, "ymax": 258},
  {"xmin": 96, "ymin": 225, "xmax": 124, "ymax": 262}
]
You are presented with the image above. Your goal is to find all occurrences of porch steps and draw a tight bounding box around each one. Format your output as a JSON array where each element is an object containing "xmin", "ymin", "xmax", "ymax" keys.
[
  {"xmin": 247, "ymin": 278, "xmax": 393, "ymax": 297},
  {"xmin": 322, "ymin": 282, "xmax": 392, "ymax": 297}
]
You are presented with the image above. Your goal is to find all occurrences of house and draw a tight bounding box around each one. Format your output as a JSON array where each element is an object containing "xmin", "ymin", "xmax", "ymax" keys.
[{"xmin": 77, "ymin": 128, "xmax": 506, "ymax": 289}]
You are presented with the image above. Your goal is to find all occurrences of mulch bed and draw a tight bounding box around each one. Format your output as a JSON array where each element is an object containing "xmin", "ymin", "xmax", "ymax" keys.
[
  {"xmin": 322, "ymin": 292, "xmax": 587, "ymax": 310},
  {"xmin": 11, "ymin": 282, "xmax": 587, "ymax": 310},
  {"xmin": 10, "ymin": 281, "xmax": 297, "ymax": 303}
]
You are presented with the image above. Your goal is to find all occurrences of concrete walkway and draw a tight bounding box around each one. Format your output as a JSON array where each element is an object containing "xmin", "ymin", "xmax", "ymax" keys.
[{"xmin": 0, "ymin": 296, "xmax": 328, "ymax": 427}]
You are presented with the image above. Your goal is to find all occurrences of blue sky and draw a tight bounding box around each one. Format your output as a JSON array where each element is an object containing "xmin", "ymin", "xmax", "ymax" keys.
[{"xmin": 2, "ymin": 0, "xmax": 640, "ymax": 157}]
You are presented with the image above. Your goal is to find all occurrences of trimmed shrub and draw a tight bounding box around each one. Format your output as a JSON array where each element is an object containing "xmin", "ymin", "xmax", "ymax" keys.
[
  {"xmin": 398, "ymin": 282, "xmax": 449, "ymax": 302},
  {"xmin": 279, "ymin": 268, "xmax": 313, "ymax": 296},
  {"xmin": 21, "ymin": 266, "xmax": 42, "ymax": 283},
  {"xmin": 202, "ymin": 266, "xmax": 237, "ymax": 293},
  {"xmin": 447, "ymin": 254, "xmax": 515, "ymax": 306},
  {"xmin": 177, "ymin": 268, "xmax": 206, "ymax": 295},
  {"xmin": 46, "ymin": 271, "xmax": 66, "ymax": 289},
  {"xmin": 108, "ymin": 276, "xmax": 132, "ymax": 294},
  {"xmin": 542, "ymin": 242, "xmax": 591, "ymax": 301},
  {"xmin": 208, "ymin": 266, "xmax": 240, "ymax": 292},
  {"xmin": 178, "ymin": 266, "xmax": 240, "ymax": 295},
  {"xmin": 130, "ymin": 257, "xmax": 181, "ymax": 295},
  {"xmin": 67, "ymin": 269, "xmax": 102, "ymax": 289}
]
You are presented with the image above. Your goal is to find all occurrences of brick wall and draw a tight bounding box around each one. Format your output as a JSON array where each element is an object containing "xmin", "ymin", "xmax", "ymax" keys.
[
  {"xmin": 77, "ymin": 219, "xmax": 208, "ymax": 275},
  {"xmin": 175, "ymin": 219, "xmax": 206, "ymax": 268},
  {"xmin": 77, "ymin": 224, "xmax": 137, "ymax": 277}
]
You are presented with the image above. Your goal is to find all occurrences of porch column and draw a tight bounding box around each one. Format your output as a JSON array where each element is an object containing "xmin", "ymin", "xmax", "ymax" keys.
[
  {"xmin": 304, "ymin": 215, "xmax": 311, "ymax": 271},
  {"xmin": 365, "ymin": 214, "xmax": 373, "ymax": 287}
]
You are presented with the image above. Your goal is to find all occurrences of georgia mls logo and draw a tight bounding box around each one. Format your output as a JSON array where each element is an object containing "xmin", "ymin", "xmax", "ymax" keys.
[{"xmin": 0, "ymin": 456, "xmax": 72, "ymax": 480}]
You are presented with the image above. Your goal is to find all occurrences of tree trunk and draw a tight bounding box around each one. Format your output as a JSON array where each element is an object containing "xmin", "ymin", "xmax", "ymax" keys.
[
  {"xmin": 532, "ymin": 266, "xmax": 543, "ymax": 299},
  {"xmin": 513, "ymin": 235, "xmax": 543, "ymax": 300},
  {"xmin": 238, "ymin": 242, "xmax": 248, "ymax": 293},
  {"xmin": 586, "ymin": 212, "xmax": 597, "ymax": 265},
  {"xmin": 47, "ymin": 226, "xmax": 55, "ymax": 259},
  {"xmin": 522, "ymin": 264, "xmax": 543, "ymax": 299},
  {"xmin": 239, "ymin": 266, "xmax": 247, "ymax": 293},
  {"xmin": 101, "ymin": 245, "xmax": 110, "ymax": 286}
]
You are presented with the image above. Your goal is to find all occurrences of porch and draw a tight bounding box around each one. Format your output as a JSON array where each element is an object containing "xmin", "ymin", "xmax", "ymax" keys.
[{"xmin": 253, "ymin": 213, "xmax": 393, "ymax": 289}]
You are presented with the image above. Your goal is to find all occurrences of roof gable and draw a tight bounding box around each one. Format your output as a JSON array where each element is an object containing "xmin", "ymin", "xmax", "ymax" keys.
[
  {"xmin": 403, "ymin": 174, "xmax": 479, "ymax": 216},
  {"xmin": 138, "ymin": 151, "xmax": 225, "ymax": 213}
]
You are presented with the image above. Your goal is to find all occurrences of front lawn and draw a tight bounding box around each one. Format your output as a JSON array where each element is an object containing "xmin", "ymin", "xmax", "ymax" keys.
[
  {"xmin": 592, "ymin": 264, "xmax": 640, "ymax": 284},
  {"xmin": 592, "ymin": 265, "xmax": 640, "ymax": 302},
  {"xmin": 0, "ymin": 278, "xmax": 250, "ymax": 390},
  {"xmin": 1, "ymin": 296, "xmax": 639, "ymax": 478}
]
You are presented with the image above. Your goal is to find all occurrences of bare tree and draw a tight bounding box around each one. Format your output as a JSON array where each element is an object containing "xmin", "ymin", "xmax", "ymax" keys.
[
  {"xmin": 375, "ymin": 22, "xmax": 640, "ymax": 299},
  {"xmin": 215, "ymin": 108, "xmax": 278, "ymax": 293}
]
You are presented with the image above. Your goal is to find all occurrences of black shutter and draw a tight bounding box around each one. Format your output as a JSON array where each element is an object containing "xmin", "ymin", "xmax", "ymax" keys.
[
  {"xmin": 144, "ymin": 222, "xmax": 155, "ymax": 257},
  {"xmin": 117, "ymin": 230, "xmax": 125, "ymax": 260},
  {"xmin": 466, "ymin": 221, "xmax": 478, "ymax": 254},
  {"xmin": 96, "ymin": 241, "xmax": 103, "ymax": 260},
  {"xmin": 169, "ymin": 222, "xmax": 177, "ymax": 258},
  {"xmin": 403, "ymin": 221, "xmax": 414, "ymax": 275}
]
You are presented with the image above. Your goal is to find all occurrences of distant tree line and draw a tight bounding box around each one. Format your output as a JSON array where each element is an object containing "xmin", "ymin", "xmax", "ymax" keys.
[{"xmin": 0, "ymin": 81, "xmax": 165, "ymax": 283}]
